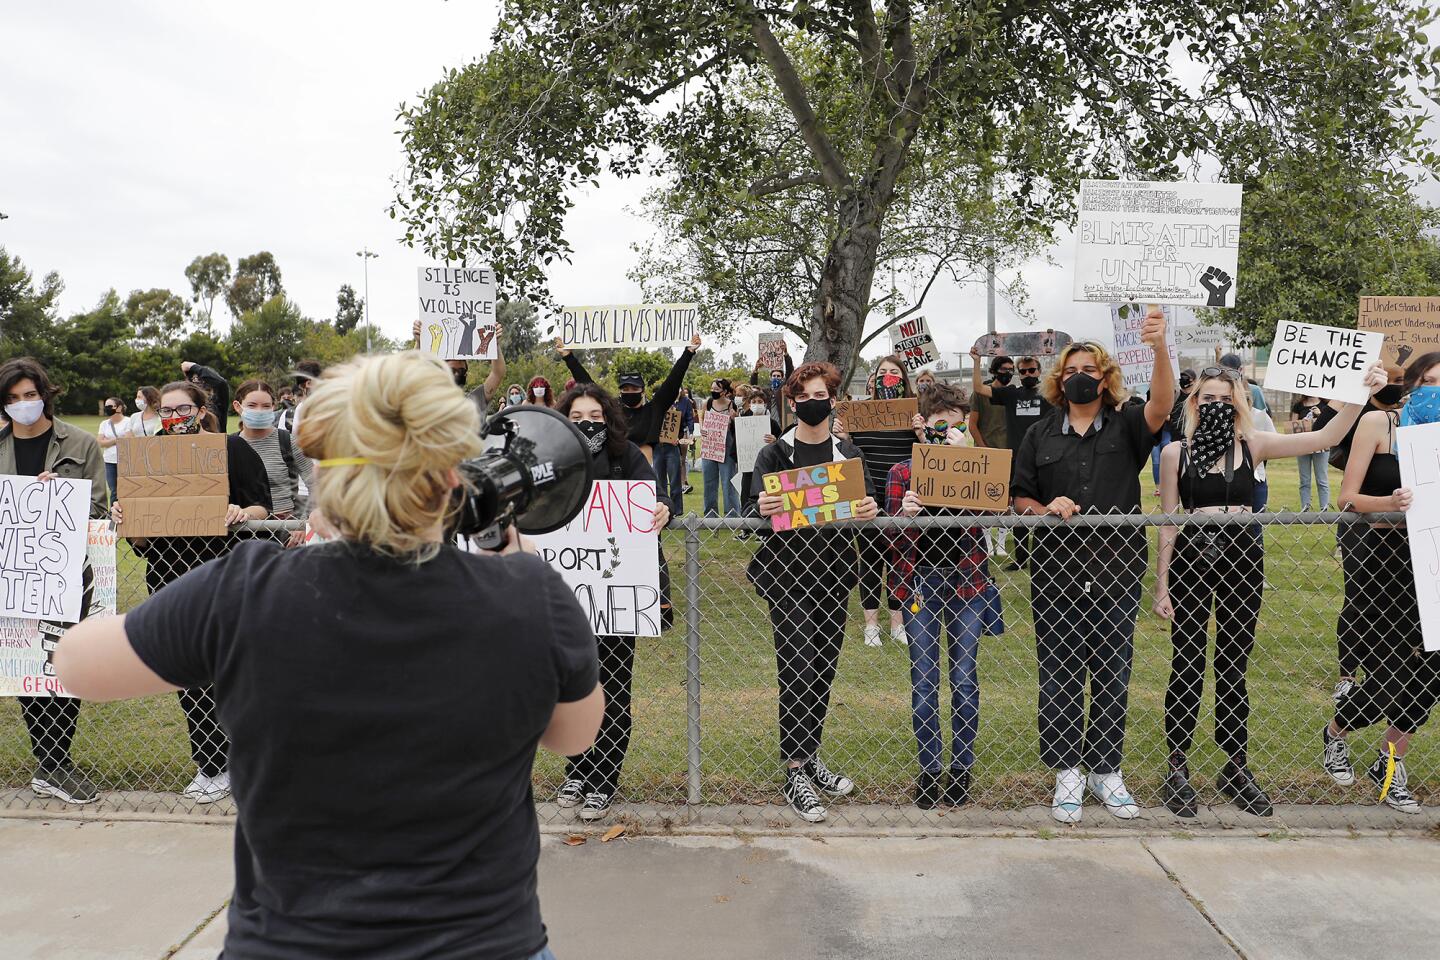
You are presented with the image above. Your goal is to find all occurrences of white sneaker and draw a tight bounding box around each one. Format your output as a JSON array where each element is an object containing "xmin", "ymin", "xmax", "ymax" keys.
[
  {"xmin": 182, "ymin": 771, "xmax": 231, "ymax": 804},
  {"xmin": 1332, "ymin": 679, "xmax": 1354, "ymax": 704},
  {"xmin": 1088, "ymin": 771, "xmax": 1140, "ymax": 819},
  {"xmin": 863, "ymin": 624, "xmax": 882, "ymax": 647},
  {"xmin": 1052, "ymin": 768, "xmax": 1084, "ymax": 823},
  {"xmin": 890, "ymin": 623, "xmax": 907, "ymax": 645},
  {"xmin": 556, "ymin": 778, "xmax": 585, "ymax": 808}
]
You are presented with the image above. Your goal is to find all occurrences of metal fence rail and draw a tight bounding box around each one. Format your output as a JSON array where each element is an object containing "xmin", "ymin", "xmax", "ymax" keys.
[{"xmin": 2, "ymin": 512, "xmax": 1436, "ymax": 828}]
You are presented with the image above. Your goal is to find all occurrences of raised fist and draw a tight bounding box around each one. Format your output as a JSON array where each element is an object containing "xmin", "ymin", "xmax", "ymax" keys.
[{"xmin": 1199, "ymin": 266, "xmax": 1233, "ymax": 307}]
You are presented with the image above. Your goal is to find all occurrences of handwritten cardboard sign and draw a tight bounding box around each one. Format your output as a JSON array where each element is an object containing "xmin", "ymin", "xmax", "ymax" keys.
[
  {"xmin": 834, "ymin": 398, "xmax": 918, "ymax": 433},
  {"xmin": 758, "ymin": 332, "xmax": 786, "ymax": 372},
  {"xmin": 418, "ymin": 264, "xmax": 498, "ymax": 360},
  {"xmin": 892, "ymin": 315, "xmax": 940, "ymax": 373},
  {"xmin": 1357, "ymin": 296, "xmax": 1440, "ymax": 368},
  {"xmin": 700, "ymin": 409, "xmax": 732, "ymax": 463},
  {"xmin": 659, "ymin": 407, "xmax": 683, "ymax": 445},
  {"xmin": 763, "ymin": 458, "xmax": 867, "ymax": 531},
  {"xmin": 530, "ymin": 480, "xmax": 662, "ymax": 637},
  {"xmin": 1396, "ymin": 422, "xmax": 1440, "ymax": 651},
  {"xmin": 555, "ymin": 303, "xmax": 698, "ymax": 350},
  {"xmin": 117, "ymin": 434, "xmax": 228, "ymax": 537},
  {"xmin": 1262, "ymin": 320, "xmax": 1383, "ymax": 405},
  {"xmin": 1110, "ymin": 303, "xmax": 1180, "ymax": 391},
  {"xmin": 910, "ymin": 444, "xmax": 1012, "ymax": 512},
  {"xmin": 734, "ymin": 415, "xmax": 771, "ymax": 473},
  {"xmin": 0, "ymin": 477, "xmax": 91, "ymax": 622}
]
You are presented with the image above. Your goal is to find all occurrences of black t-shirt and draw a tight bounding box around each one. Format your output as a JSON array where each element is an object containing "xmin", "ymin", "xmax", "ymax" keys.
[
  {"xmin": 125, "ymin": 540, "xmax": 599, "ymax": 960},
  {"xmin": 792, "ymin": 436, "xmax": 834, "ymax": 469},
  {"xmin": 989, "ymin": 386, "xmax": 1052, "ymax": 454},
  {"xmin": 13, "ymin": 427, "xmax": 52, "ymax": 477}
]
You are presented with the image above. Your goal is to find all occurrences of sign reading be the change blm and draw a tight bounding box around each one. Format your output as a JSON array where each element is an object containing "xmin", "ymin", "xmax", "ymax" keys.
[
  {"xmin": 556, "ymin": 304, "xmax": 697, "ymax": 350},
  {"xmin": 1262, "ymin": 321, "xmax": 1383, "ymax": 405},
  {"xmin": 417, "ymin": 264, "xmax": 498, "ymax": 360}
]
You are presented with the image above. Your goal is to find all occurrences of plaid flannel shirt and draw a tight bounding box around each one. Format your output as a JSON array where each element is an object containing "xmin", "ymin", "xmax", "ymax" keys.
[{"xmin": 883, "ymin": 459, "xmax": 991, "ymax": 603}]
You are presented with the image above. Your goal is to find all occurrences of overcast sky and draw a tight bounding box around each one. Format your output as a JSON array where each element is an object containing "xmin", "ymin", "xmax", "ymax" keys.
[{"xmin": 3, "ymin": 1, "xmax": 1214, "ymax": 369}]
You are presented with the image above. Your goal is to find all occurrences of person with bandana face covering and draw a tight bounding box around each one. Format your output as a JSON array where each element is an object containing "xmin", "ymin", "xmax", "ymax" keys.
[
  {"xmin": 113, "ymin": 379, "xmax": 271, "ymax": 805},
  {"xmin": 1321, "ymin": 352, "xmax": 1440, "ymax": 814},
  {"xmin": 1153, "ymin": 363, "xmax": 1385, "ymax": 818},
  {"xmin": 553, "ymin": 383, "xmax": 672, "ymax": 823},
  {"xmin": 1011, "ymin": 317, "xmax": 1175, "ymax": 824}
]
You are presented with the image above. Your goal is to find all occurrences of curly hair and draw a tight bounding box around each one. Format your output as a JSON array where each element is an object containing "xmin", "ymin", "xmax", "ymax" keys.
[
  {"xmin": 784, "ymin": 361, "xmax": 843, "ymax": 399},
  {"xmin": 919, "ymin": 382, "xmax": 967, "ymax": 419},
  {"xmin": 556, "ymin": 382, "xmax": 630, "ymax": 460},
  {"xmin": 1041, "ymin": 342, "xmax": 1127, "ymax": 409}
]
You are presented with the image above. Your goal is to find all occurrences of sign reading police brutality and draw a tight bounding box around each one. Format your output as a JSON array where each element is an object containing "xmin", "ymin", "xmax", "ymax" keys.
[
  {"xmin": 891, "ymin": 315, "xmax": 940, "ymax": 372},
  {"xmin": 910, "ymin": 445, "xmax": 1012, "ymax": 511},
  {"xmin": 1110, "ymin": 303, "xmax": 1180, "ymax": 391},
  {"xmin": 0, "ymin": 477, "xmax": 91, "ymax": 623},
  {"xmin": 418, "ymin": 264, "xmax": 498, "ymax": 360},
  {"xmin": 117, "ymin": 433, "xmax": 228, "ymax": 537},
  {"xmin": 557, "ymin": 304, "xmax": 698, "ymax": 350},
  {"xmin": 764, "ymin": 459, "xmax": 867, "ymax": 531},
  {"xmin": 1262, "ymin": 320, "xmax": 1383, "ymax": 405},
  {"xmin": 833, "ymin": 398, "xmax": 919, "ymax": 432},
  {"xmin": 1074, "ymin": 180, "xmax": 1242, "ymax": 307},
  {"xmin": 1357, "ymin": 297, "xmax": 1440, "ymax": 368},
  {"xmin": 531, "ymin": 480, "xmax": 662, "ymax": 637}
]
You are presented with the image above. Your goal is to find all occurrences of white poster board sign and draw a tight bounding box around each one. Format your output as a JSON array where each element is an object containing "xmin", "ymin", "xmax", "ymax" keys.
[
  {"xmin": 1262, "ymin": 320, "xmax": 1382, "ymax": 405},
  {"xmin": 1396, "ymin": 422, "xmax": 1440, "ymax": 651},
  {"xmin": 417, "ymin": 264, "xmax": 498, "ymax": 360},
  {"xmin": 0, "ymin": 477, "xmax": 90, "ymax": 622},
  {"xmin": 891, "ymin": 315, "xmax": 940, "ymax": 373},
  {"xmin": 1110, "ymin": 303, "xmax": 1180, "ymax": 391},
  {"xmin": 531, "ymin": 480, "xmax": 663, "ymax": 637},
  {"xmin": 1074, "ymin": 180, "xmax": 1242, "ymax": 307},
  {"xmin": 734, "ymin": 416, "xmax": 771, "ymax": 473},
  {"xmin": 556, "ymin": 304, "xmax": 697, "ymax": 350},
  {"xmin": 1174, "ymin": 324, "xmax": 1228, "ymax": 349}
]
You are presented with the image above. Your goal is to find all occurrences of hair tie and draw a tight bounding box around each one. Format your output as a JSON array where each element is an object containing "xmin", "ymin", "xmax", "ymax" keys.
[{"xmin": 317, "ymin": 457, "xmax": 372, "ymax": 468}]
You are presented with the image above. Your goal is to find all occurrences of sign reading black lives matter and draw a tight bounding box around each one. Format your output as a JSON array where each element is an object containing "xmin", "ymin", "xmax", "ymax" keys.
[
  {"xmin": 1262, "ymin": 320, "xmax": 1384, "ymax": 405},
  {"xmin": 417, "ymin": 264, "xmax": 498, "ymax": 360},
  {"xmin": 1073, "ymin": 180, "xmax": 1242, "ymax": 308},
  {"xmin": 0, "ymin": 477, "xmax": 91, "ymax": 623},
  {"xmin": 555, "ymin": 304, "xmax": 698, "ymax": 350}
]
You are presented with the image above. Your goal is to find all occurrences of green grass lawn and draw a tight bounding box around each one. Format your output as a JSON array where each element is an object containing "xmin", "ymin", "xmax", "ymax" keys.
[{"xmin": 4, "ymin": 429, "xmax": 1427, "ymax": 811}]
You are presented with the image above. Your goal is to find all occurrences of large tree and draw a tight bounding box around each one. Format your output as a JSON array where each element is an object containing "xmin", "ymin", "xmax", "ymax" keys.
[
  {"xmin": 334, "ymin": 283, "xmax": 365, "ymax": 335},
  {"xmin": 124, "ymin": 288, "xmax": 191, "ymax": 348},
  {"xmin": 393, "ymin": 1, "xmax": 1440, "ymax": 375},
  {"xmin": 0, "ymin": 247, "xmax": 63, "ymax": 366},
  {"xmin": 226, "ymin": 252, "xmax": 285, "ymax": 319},
  {"xmin": 184, "ymin": 253, "xmax": 230, "ymax": 335}
]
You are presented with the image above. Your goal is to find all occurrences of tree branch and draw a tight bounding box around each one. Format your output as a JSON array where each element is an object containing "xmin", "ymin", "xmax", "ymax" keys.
[
  {"xmin": 890, "ymin": 255, "xmax": 949, "ymax": 324},
  {"xmin": 748, "ymin": 171, "xmax": 826, "ymax": 197},
  {"xmin": 617, "ymin": 50, "xmax": 738, "ymax": 105},
  {"xmin": 748, "ymin": 11, "xmax": 854, "ymax": 189},
  {"xmin": 850, "ymin": 0, "xmax": 895, "ymax": 100}
]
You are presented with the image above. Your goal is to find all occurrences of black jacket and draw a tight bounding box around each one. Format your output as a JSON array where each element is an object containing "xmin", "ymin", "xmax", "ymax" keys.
[
  {"xmin": 562, "ymin": 350, "xmax": 697, "ymax": 448},
  {"xmin": 591, "ymin": 440, "xmax": 673, "ymax": 515}
]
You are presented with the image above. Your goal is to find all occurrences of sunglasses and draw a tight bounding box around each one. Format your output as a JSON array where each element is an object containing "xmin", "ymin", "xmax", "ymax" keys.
[{"xmin": 1198, "ymin": 366, "xmax": 1243, "ymax": 382}]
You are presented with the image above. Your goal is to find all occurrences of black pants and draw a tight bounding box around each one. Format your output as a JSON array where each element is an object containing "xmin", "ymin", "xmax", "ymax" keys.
[
  {"xmin": 1164, "ymin": 527, "xmax": 1265, "ymax": 760},
  {"xmin": 566, "ymin": 634, "xmax": 635, "ymax": 797},
  {"xmin": 770, "ymin": 581, "xmax": 850, "ymax": 762},
  {"xmin": 1336, "ymin": 521, "xmax": 1368, "ymax": 679},
  {"xmin": 145, "ymin": 556, "xmax": 230, "ymax": 776},
  {"xmin": 857, "ymin": 527, "xmax": 900, "ymax": 613},
  {"xmin": 18, "ymin": 696, "xmax": 81, "ymax": 770},
  {"xmin": 1335, "ymin": 527, "xmax": 1440, "ymax": 734}
]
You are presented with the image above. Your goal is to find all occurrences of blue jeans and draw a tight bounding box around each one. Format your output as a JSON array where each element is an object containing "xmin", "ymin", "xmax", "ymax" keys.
[
  {"xmin": 653, "ymin": 443, "xmax": 685, "ymax": 514},
  {"xmin": 702, "ymin": 457, "xmax": 739, "ymax": 517},
  {"xmin": 1151, "ymin": 429, "xmax": 1171, "ymax": 485},
  {"xmin": 530, "ymin": 949, "xmax": 557, "ymax": 960},
  {"xmin": 104, "ymin": 462, "xmax": 118, "ymax": 503},
  {"xmin": 901, "ymin": 569, "xmax": 986, "ymax": 773},
  {"xmin": 1296, "ymin": 450, "xmax": 1330, "ymax": 510}
]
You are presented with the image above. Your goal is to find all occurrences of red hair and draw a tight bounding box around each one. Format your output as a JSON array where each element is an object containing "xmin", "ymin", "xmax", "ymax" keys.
[
  {"xmin": 526, "ymin": 376, "xmax": 555, "ymax": 407},
  {"xmin": 785, "ymin": 361, "xmax": 842, "ymax": 399}
]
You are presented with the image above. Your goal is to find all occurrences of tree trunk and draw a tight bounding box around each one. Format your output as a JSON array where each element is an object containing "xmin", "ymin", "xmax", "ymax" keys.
[{"xmin": 807, "ymin": 191, "xmax": 883, "ymax": 388}]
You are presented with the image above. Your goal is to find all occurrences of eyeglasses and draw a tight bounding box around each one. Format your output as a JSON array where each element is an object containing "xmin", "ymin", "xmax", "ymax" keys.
[{"xmin": 157, "ymin": 404, "xmax": 197, "ymax": 417}]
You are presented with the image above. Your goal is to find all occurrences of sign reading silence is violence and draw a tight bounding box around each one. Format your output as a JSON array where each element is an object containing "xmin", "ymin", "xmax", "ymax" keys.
[{"xmin": 762, "ymin": 459, "xmax": 868, "ymax": 531}]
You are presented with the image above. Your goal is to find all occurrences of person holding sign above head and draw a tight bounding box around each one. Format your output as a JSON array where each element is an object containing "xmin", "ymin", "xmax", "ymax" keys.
[
  {"xmin": 557, "ymin": 333, "xmax": 702, "ymax": 463},
  {"xmin": 1322, "ymin": 353, "xmax": 1440, "ymax": 814},
  {"xmin": 113, "ymin": 380, "xmax": 271, "ymax": 804},
  {"xmin": 1011, "ymin": 312, "xmax": 1173, "ymax": 824},
  {"xmin": 885, "ymin": 382, "xmax": 995, "ymax": 809},
  {"xmin": 971, "ymin": 351, "xmax": 1052, "ymax": 572},
  {"xmin": 411, "ymin": 318, "xmax": 508, "ymax": 403},
  {"xmin": 746, "ymin": 362, "xmax": 880, "ymax": 823},
  {"xmin": 752, "ymin": 343, "xmax": 795, "ymax": 432},
  {"xmin": 0, "ymin": 357, "xmax": 107, "ymax": 805},
  {"xmin": 1152, "ymin": 362, "xmax": 1387, "ymax": 819}
]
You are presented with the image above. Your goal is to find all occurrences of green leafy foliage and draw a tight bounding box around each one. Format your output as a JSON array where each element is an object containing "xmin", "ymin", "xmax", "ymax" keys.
[
  {"xmin": 334, "ymin": 283, "xmax": 365, "ymax": 335},
  {"xmin": 225, "ymin": 252, "xmax": 284, "ymax": 320},
  {"xmin": 183, "ymin": 253, "xmax": 230, "ymax": 335}
]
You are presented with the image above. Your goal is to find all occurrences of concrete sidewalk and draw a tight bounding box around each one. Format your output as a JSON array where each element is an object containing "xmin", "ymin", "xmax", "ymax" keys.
[{"xmin": 0, "ymin": 818, "xmax": 1435, "ymax": 960}]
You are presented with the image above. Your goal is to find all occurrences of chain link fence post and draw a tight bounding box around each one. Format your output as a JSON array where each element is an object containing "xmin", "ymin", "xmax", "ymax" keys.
[{"xmin": 683, "ymin": 519, "xmax": 703, "ymax": 807}]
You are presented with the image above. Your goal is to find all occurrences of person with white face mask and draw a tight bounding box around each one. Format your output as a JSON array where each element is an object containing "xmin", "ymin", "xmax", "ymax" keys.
[
  {"xmin": 505, "ymin": 386, "xmax": 525, "ymax": 406},
  {"xmin": 128, "ymin": 385, "xmax": 163, "ymax": 438},
  {"xmin": 233, "ymin": 379, "xmax": 310, "ymax": 526}
]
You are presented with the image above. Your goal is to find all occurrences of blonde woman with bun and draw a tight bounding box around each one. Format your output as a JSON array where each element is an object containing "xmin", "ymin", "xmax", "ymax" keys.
[{"xmin": 55, "ymin": 351, "xmax": 601, "ymax": 960}]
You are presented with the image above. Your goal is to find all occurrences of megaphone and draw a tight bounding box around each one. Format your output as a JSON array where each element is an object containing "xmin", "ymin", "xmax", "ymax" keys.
[{"xmin": 451, "ymin": 403, "xmax": 595, "ymax": 549}]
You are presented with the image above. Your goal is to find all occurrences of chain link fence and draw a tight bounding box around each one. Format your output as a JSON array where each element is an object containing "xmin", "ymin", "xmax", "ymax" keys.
[{"xmin": 2, "ymin": 512, "xmax": 1437, "ymax": 828}]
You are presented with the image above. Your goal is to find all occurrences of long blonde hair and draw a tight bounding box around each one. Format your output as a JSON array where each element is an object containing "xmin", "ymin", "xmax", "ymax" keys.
[
  {"xmin": 1181, "ymin": 369, "xmax": 1255, "ymax": 443},
  {"xmin": 296, "ymin": 351, "xmax": 483, "ymax": 561},
  {"xmin": 1041, "ymin": 342, "xmax": 1127, "ymax": 409}
]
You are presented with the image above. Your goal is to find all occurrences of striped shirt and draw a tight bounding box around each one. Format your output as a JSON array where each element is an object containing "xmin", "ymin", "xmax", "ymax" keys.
[
  {"xmin": 241, "ymin": 430, "xmax": 296, "ymax": 516},
  {"xmin": 848, "ymin": 430, "xmax": 915, "ymax": 510}
]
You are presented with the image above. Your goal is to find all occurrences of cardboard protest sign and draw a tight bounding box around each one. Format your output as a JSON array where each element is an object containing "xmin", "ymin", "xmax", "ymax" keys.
[
  {"xmin": 0, "ymin": 477, "xmax": 91, "ymax": 623},
  {"xmin": 700, "ymin": 409, "xmax": 732, "ymax": 463},
  {"xmin": 116, "ymin": 434, "xmax": 228, "ymax": 537},
  {"xmin": 834, "ymin": 398, "xmax": 918, "ymax": 432},
  {"xmin": 0, "ymin": 519, "xmax": 115, "ymax": 698},
  {"xmin": 758, "ymin": 332, "xmax": 786, "ymax": 372},
  {"xmin": 763, "ymin": 458, "xmax": 867, "ymax": 531},
  {"xmin": 1396, "ymin": 422, "xmax": 1440, "ymax": 651},
  {"xmin": 1357, "ymin": 296, "xmax": 1440, "ymax": 368},
  {"xmin": 1074, "ymin": 180, "xmax": 1242, "ymax": 307},
  {"xmin": 910, "ymin": 445, "xmax": 1013, "ymax": 512},
  {"xmin": 531, "ymin": 480, "xmax": 662, "ymax": 637},
  {"xmin": 972, "ymin": 330, "xmax": 1071, "ymax": 358},
  {"xmin": 734, "ymin": 416, "xmax": 771, "ymax": 473},
  {"xmin": 659, "ymin": 407, "xmax": 683, "ymax": 446},
  {"xmin": 555, "ymin": 303, "xmax": 698, "ymax": 350},
  {"xmin": 418, "ymin": 264, "xmax": 498, "ymax": 360},
  {"xmin": 892, "ymin": 315, "xmax": 940, "ymax": 373},
  {"xmin": 1262, "ymin": 320, "xmax": 1382, "ymax": 405},
  {"xmin": 1110, "ymin": 303, "xmax": 1180, "ymax": 391}
]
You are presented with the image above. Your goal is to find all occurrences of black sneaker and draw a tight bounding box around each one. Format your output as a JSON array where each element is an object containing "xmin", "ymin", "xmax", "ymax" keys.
[
  {"xmin": 914, "ymin": 771, "xmax": 942, "ymax": 810},
  {"xmin": 1322, "ymin": 725, "xmax": 1355, "ymax": 785},
  {"xmin": 1217, "ymin": 761, "xmax": 1272, "ymax": 817},
  {"xmin": 942, "ymin": 768, "xmax": 972, "ymax": 807},
  {"xmin": 1163, "ymin": 757, "xmax": 1198, "ymax": 818},
  {"xmin": 556, "ymin": 778, "xmax": 585, "ymax": 808},
  {"xmin": 31, "ymin": 764, "xmax": 99, "ymax": 805},
  {"xmin": 804, "ymin": 757, "xmax": 855, "ymax": 797},
  {"xmin": 1367, "ymin": 753, "xmax": 1422, "ymax": 814},
  {"xmin": 784, "ymin": 768, "xmax": 827, "ymax": 823},
  {"xmin": 578, "ymin": 791, "xmax": 612, "ymax": 821}
]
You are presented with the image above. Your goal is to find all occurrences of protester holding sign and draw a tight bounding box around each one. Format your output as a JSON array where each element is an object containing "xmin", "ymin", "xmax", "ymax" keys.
[
  {"xmin": 113, "ymin": 379, "xmax": 270, "ymax": 804},
  {"xmin": 746, "ymin": 362, "xmax": 879, "ymax": 823},
  {"xmin": 699, "ymin": 378, "xmax": 740, "ymax": 518},
  {"xmin": 752, "ymin": 346, "xmax": 795, "ymax": 433},
  {"xmin": 884, "ymin": 382, "xmax": 995, "ymax": 809},
  {"xmin": 0, "ymin": 357, "xmax": 107, "ymax": 805},
  {"xmin": 411, "ymin": 319, "xmax": 508, "ymax": 410},
  {"xmin": 1322, "ymin": 353, "xmax": 1440, "ymax": 814},
  {"xmin": 727, "ymin": 387, "xmax": 780, "ymax": 528},
  {"xmin": 1011, "ymin": 314, "xmax": 1174, "ymax": 824},
  {"xmin": 558, "ymin": 334, "xmax": 702, "ymax": 461},
  {"xmin": 1152, "ymin": 362, "xmax": 1385, "ymax": 818}
]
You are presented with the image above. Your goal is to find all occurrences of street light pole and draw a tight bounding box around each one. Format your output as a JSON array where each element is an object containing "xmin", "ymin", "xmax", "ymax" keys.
[{"xmin": 355, "ymin": 248, "xmax": 378, "ymax": 352}]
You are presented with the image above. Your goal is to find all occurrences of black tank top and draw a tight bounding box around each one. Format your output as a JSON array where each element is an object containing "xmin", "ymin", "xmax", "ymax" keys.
[
  {"xmin": 1359, "ymin": 412, "xmax": 1402, "ymax": 497},
  {"xmin": 1178, "ymin": 440, "xmax": 1256, "ymax": 509}
]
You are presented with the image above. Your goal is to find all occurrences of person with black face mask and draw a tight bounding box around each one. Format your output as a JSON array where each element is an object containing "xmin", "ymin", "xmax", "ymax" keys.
[
  {"xmin": 751, "ymin": 345, "xmax": 795, "ymax": 432},
  {"xmin": 557, "ymin": 334, "xmax": 702, "ymax": 463},
  {"xmin": 554, "ymin": 383, "xmax": 672, "ymax": 822},
  {"xmin": 972, "ymin": 352, "xmax": 1052, "ymax": 572},
  {"xmin": 1153, "ymin": 364, "xmax": 1384, "ymax": 819},
  {"xmin": 410, "ymin": 319, "xmax": 508, "ymax": 422},
  {"xmin": 970, "ymin": 356, "xmax": 1013, "ymax": 559},
  {"xmin": 744, "ymin": 362, "xmax": 880, "ymax": 823},
  {"xmin": 1011, "ymin": 316, "xmax": 1174, "ymax": 824}
]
